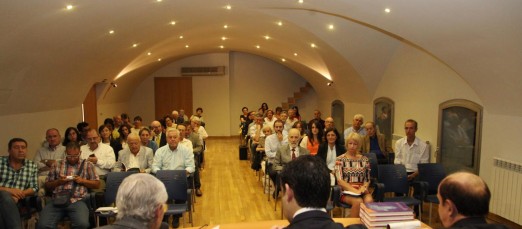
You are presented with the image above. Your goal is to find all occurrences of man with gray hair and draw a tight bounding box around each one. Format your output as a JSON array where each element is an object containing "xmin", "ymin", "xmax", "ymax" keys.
[
  {"xmin": 97, "ymin": 173, "xmax": 168, "ymax": 229},
  {"xmin": 343, "ymin": 114, "xmax": 367, "ymax": 140}
]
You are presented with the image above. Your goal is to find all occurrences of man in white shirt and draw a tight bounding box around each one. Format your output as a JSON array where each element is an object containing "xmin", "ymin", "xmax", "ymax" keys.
[
  {"xmin": 80, "ymin": 128, "xmax": 115, "ymax": 191},
  {"xmin": 116, "ymin": 133, "xmax": 153, "ymax": 173},
  {"xmin": 34, "ymin": 128, "xmax": 65, "ymax": 196},
  {"xmin": 177, "ymin": 124, "xmax": 203, "ymax": 197},
  {"xmin": 343, "ymin": 114, "xmax": 367, "ymax": 140},
  {"xmin": 394, "ymin": 119, "xmax": 429, "ymax": 181},
  {"xmin": 264, "ymin": 120, "xmax": 287, "ymax": 164},
  {"xmin": 285, "ymin": 109, "xmax": 298, "ymax": 132}
]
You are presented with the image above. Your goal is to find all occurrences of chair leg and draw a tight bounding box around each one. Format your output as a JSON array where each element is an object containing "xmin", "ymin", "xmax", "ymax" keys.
[{"xmin": 428, "ymin": 202, "xmax": 432, "ymax": 225}]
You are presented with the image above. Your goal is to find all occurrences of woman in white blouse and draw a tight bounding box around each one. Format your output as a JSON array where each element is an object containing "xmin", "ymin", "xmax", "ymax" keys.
[{"xmin": 316, "ymin": 127, "xmax": 346, "ymax": 171}]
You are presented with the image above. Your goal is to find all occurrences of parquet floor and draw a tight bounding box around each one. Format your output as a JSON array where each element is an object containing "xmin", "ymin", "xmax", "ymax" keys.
[{"xmin": 184, "ymin": 137, "xmax": 444, "ymax": 228}]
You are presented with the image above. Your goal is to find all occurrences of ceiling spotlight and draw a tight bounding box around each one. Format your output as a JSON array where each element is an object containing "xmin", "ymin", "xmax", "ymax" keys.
[
  {"xmin": 110, "ymin": 82, "xmax": 118, "ymax": 88},
  {"xmin": 310, "ymin": 43, "xmax": 316, "ymax": 48},
  {"xmin": 156, "ymin": 0, "xmax": 162, "ymax": 2},
  {"xmin": 327, "ymin": 81, "xmax": 333, "ymax": 86},
  {"xmin": 281, "ymin": 58, "xmax": 286, "ymax": 62},
  {"xmin": 277, "ymin": 21, "xmax": 283, "ymax": 26},
  {"xmin": 219, "ymin": 45, "xmax": 224, "ymax": 49},
  {"xmin": 170, "ymin": 21, "xmax": 176, "ymax": 25},
  {"xmin": 294, "ymin": 53, "xmax": 298, "ymax": 56},
  {"xmin": 147, "ymin": 52, "xmax": 152, "ymax": 56},
  {"xmin": 256, "ymin": 45, "xmax": 260, "ymax": 49},
  {"xmin": 264, "ymin": 35, "xmax": 270, "ymax": 40},
  {"xmin": 328, "ymin": 24, "xmax": 334, "ymax": 30},
  {"xmin": 65, "ymin": 5, "xmax": 73, "ymax": 10},
  {"xmin": 132, "ymin": 43, "xmax": 138, "ymax": 48},
  {"xmin": 298, "ymin": 0, "xmax": 304, "ymax": 3},
  {"xmin": 109, "ymin": 30, "xmax": 115, "ymax": 34},
  {"xmin": 185, "ymin": 45, "xmax": 189, "ymax": 48},
  {"xmin": 225, "ymin": 5, "xmax": 232, "ymax": 10},
  {"xmin": 221, "ymin": 36, "xmax": 227, "ymax": 41},
  {"xmin": 385, "ymin": 8, "xmax": 391, "ymax": 13},
  {"xmin": 179, "ymin": 35, "xmax": 183, "ymax": 39},
  {"xmin": 223, "ymin": 24, "xmax": 228, "ymax": 29},
  {"xmin": 157, "ymin": 58, "xmax": 162, "ymax": 61}
]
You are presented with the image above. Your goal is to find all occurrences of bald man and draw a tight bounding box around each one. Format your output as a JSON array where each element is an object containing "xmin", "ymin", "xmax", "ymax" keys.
[
  {"xmin": 151, "ymin": 120, "xmax": 167, "ymax": 147},
  {"xmin": 437, "ymin": 172, "xmax": 508, "ymax": 229}
]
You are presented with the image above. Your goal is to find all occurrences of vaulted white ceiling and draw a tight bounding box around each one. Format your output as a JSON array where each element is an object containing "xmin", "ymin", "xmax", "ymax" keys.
[{"xmin": 1, "ymin": 0, "xmax": 521, "ymax": 116}]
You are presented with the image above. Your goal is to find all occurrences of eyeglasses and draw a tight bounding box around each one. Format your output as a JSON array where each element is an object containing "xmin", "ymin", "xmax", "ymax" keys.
[{"xmin": 66, "ymin": 155, "xmax": 80, "ymax": 158}]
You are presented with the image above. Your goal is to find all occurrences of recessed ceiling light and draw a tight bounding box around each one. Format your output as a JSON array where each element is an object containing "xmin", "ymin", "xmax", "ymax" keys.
[
  {"xmin": 221, "ymin": 36, "xmax": 227, "ymax": 41},
  {"xmin": 170, "ymin": 21, "xmax": 176, "ymax": 25},
  {"xmin": 185, "ymin": 45, "xmax": 189, "ymax": 48},
  {"xmin": 294, "ymin": 53, "xmax": 298, "ymax": 56},
  {"xmin": 328, "ymin": 24, "xmax": 334, "ymax": 30},
  {"xmin": 281, "ymin": 58, "xmax": 286, "ymax": 62},
  {"xmin": 157, "ymin": 58, "xmax": 162, "ymax": 61},
  {"xmin": 225, "ymin": 5, "xmax": 232, "ymax": 10},
  {"xmin": 109, "ymin": 30, "xmax": 115, "ymax": 34},
  {"xmin": 132, "ymin": 43, "xmax": 138, "ymax": 48},
  {"xmin": 65, "ymin": 5, "xmax": 73, "ymax": 10},
  {"xmin": 156, "ymin": 0, "xmax": 162, "ymax": 2},
  {"xmin": 147, "ymin": 52, "xmax": 152, "ymax": 56},
  {"xmin": 219, "ymin": 45, "xmax": 224, "ymax": 49},
  {"xmin": 223, "ymin": 24, "xmax": 228, "ymax": 29},
  {"xmin": 310, "ymin": 43, "xmax": 316, "ymax": 48},
  {"xmin": 179, "ymin": 35, "xmax": 183, "ymax": 39},
  {"xmin": 385, "ymin": 8, "xmax": 391, "ymax": 13},
  {"xmin": 277, "ymin": 21, "xmax": 283, "ymax": 26},
  {"xmin": 256, "ymin": 45, "xmax": 260, "ymax": 49},
  {"xmin": 298, "ymin": 0, "xmax": 304, "ymax": 4},
  {"xmin": 264, "ymin": 35, "xmax": 270, "ymax": 40}
]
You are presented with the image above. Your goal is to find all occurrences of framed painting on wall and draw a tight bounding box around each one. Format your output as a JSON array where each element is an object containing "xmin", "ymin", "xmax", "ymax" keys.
[{"xmin": 373, "ymin": 97, "xmax": 394, "ymax": 141}]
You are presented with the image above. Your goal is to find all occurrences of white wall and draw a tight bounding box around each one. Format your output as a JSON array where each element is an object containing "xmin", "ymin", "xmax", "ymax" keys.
[{"xmin": 0, "ymin": 106, "xmax": 83, "ymax": 158}]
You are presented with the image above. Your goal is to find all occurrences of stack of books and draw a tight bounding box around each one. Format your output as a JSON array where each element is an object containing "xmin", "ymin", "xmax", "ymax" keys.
[{"xmin": 360, "ymin": 202, "xmax": 419, "ymax": 229}]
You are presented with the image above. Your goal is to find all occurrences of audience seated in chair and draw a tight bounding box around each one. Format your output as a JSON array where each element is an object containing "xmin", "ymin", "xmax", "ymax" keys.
[
  {"xmin": 99, "ymin": 124, "xmax": 122, "ymax": 161},
  {"xmin": 152, "ymin": 129, "xmax": 195, "ymax": 228},
  {"xmin": 139, "ymin": 128, "xmax": 158, "ymax": 153},
  {"xmin": 394, "ymin": 119, "xmax": 429, "ymax": 181},
  {"xmin": 115, "ymin": 133, "xmax": 153, "ymax": 173},
  {"xmin": 334, "ymin": 133, "xmax": 373, "ymax": 217},
  {"xmin": 0, "ymin": 138, "xmax": 39, "ymax": 229},
  {"xmin": 317, "ymin": 128, "xmax": 346, "ymax": 171},
  {"xmin": 34, "ymin": 128, "xmax": 65, "ymax": 197},
  {"xmin": 38, "ymin": 141, "xmax": 100, "ymax": 229},
  {"xmin": 97, "ymin": 173, "xmax": 169, "ymax": 229},
  {"xmin": 343, "ymin": 114, "xmax": 367, "ymax": 140},
  {"xmin": 300, "ymin": 120, "xmax": 324, "ymax": 156},
  {"xmin": 151, "ymin": 120, "xmax": 167, "ymax": 148},
  {"xmin": 80, "ymin": 128, "xmax": 116, "ymax": 192},
  {"xmin": 361, "ymin": 122, "xmax": 393, "ymax": 164},
  {"xmin": 176, "ymin": 124, "xmax": 203, "ymax": 197}
]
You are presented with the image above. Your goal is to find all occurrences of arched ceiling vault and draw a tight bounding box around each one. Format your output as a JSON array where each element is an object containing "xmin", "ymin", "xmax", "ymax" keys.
[{"xmin": 1, "ymin": 0, "xmax": 521, "ymax": 116}]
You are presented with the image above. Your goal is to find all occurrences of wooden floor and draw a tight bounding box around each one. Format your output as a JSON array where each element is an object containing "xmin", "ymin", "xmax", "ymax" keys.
[{"xmin": 185, "ymin": 137, "xmax": 444, "ymax": 228}]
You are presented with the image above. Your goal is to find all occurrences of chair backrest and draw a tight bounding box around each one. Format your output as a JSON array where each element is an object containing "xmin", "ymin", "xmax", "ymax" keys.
[
  {"xmin": 418, "ymin": 163, "xmax": 446, "ymax": 194},
  {"xmin": 156, "ymin": 170, "xmax": 188, "ymax": 201},
  {"xmin": 362, "ymin": 153, "xmax": 379, "ymax": 180},
  {"xmin": 104, "ymin": 171, "xmax": 137, "ymax": 205},
  {"xmin": 377, "ymin": 164, "xmax": 409, "ymax": 194}
]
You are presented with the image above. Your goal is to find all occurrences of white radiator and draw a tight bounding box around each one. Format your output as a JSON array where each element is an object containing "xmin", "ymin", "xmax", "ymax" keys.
[{"xmin": 491, "ymin": 157, "xmax": 522, "ymax": 225}]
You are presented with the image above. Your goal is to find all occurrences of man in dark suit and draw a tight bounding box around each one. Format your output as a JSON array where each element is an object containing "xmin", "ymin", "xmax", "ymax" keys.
[
  {"xmin": 361, "ymin": 121, "xmax": 393, "ymax": 164},
  {"xmin": 151, "ymin": 121, "xmax": 167, "ymax": 147},
  {"xmin": 437, "ymin": 172, "xmax": 508, "ymax": 229},
  {"xmin": 272, "ymin": 155, "xmax": 343, "ymax": 229}
]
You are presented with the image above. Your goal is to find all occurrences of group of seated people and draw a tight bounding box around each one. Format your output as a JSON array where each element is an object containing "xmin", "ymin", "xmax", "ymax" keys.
[
  {"xmin": 241, "ymin": 104, "xmax": 430, "ymax": 217},
  {"xmin": 0, "ymin": 109, "xmax": 207, "ymax": 229}
]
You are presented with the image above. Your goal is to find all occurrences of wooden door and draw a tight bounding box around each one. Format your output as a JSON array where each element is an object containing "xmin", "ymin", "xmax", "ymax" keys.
[{"xmin": 154, "ymin": 77, "xmax": 193, "ymax": 120}]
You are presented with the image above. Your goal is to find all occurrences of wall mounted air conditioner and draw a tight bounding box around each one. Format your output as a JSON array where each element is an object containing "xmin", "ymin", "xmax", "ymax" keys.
[{"xmin": 180, "ymin": 66, "xmax": 226, "ymax": 76}]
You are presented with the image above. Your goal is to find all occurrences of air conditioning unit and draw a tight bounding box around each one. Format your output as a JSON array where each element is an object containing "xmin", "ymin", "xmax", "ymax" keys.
[{"xmin": 180, "ymin": 66, "xmax": 226, "ymax": 76}]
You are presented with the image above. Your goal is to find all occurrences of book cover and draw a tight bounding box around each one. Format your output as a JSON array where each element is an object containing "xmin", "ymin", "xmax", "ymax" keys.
[
  {"xmin": 360, "ymin": 210, "xmax": 414, "ymax": 221},
  {"xmin": 361, "ymin": 214, "xmax": 419, "ymax": 228},
  {"xmin": 360, "ymin": 202, "xmax": 413, "ymax": 216}
]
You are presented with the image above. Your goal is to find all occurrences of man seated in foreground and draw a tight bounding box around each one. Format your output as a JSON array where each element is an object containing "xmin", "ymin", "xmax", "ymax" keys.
[
  {"xmin": 97, "ymin": 173, "xmax": 168, "ymax": 229},
  {"xmin": 0, "ymin": 138, "xmax": 38, "ymax": 229},
  {"xmin": 438, "ymin": 172, "xmax": 508, "ymax": 229},
  {"xmin": 272, "ymin": 155, "xmax": 343, "ymax": 229},
  {"xmin": 38, "ymin": 142, "xmax": 100, "ymax": 229}
]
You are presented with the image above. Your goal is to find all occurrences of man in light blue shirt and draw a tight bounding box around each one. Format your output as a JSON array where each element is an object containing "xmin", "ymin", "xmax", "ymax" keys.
[
  {"xmin": 343, "ymin": 114, "xmax": 367, "ymax": 140},
  {"xmin": 151, "ymin": 129, "xmax": 194, "ymax": 228},
  {"xmin": 152, "ymin": 129, "xmax": 195, "ymax": 175}
]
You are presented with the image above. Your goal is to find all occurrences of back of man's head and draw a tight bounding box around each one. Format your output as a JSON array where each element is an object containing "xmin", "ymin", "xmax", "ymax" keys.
[
  {"xmin": 439, "ymin": 172, "xmax": 490, "ymax": 217},
  {"xmin": 116, "ymin": 173, "xmax": 168, "ymax": 224},
  {"xmin": 280, "ymin": 155, "xmax": 330, "ymax": 208}
]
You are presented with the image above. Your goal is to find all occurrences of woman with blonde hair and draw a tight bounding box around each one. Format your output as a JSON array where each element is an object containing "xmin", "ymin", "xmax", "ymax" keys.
[{"xmin": 335, "ymin": 132, "xmax": 373, "ymax": 217}]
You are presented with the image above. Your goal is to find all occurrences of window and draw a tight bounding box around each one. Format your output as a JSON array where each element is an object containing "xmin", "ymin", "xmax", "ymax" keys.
[{"xmin": 437, "ymin": 99, "xmax": 482, "ymax": 174}]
